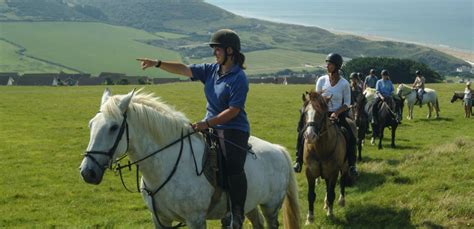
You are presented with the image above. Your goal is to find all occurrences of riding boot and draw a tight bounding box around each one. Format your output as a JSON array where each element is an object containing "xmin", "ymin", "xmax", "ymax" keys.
[
  {"xmin": 347, "ymin": 138, "xmax": 359, "ymax": 177},
  {"xmin": 225, "ymin": 173, "xmax": 247, "ymax": 229},
  {"xmin": 293, "ymin": 131, "xmax": 304, "ymax": 173}
]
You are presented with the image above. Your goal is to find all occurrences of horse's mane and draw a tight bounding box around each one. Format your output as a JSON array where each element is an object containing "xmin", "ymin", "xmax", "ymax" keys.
[
  {"xmin": 101, "ymin": 89, "xmax": 191, "ymax": 145},
  {"xmin": 308, "ymin": 91, "xmax": 328, "ymax": 113}
]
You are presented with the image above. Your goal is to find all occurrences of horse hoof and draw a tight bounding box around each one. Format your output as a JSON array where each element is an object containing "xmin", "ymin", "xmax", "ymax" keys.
[
  {"xmin": 338, "ymin": 198, "xmax": 345, "ymax": 207},
  {"xmin": 305, "ymin": 214, "xmax": 314, "ymax": 225},
  {"xmin": 326, "ymin": 209, "xmax": 333, "ymax": 217}
]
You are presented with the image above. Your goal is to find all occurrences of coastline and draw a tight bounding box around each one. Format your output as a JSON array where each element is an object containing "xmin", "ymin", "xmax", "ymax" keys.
[
  {"xmin": 204, "ymin": 1, "xmax": 474, "ymax": 66},
  {"xmin": 331, "ymin": 30, "xmax": 474, "ymax": 66}
]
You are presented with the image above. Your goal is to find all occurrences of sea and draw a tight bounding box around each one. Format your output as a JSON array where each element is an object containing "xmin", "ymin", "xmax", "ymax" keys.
[{"xmin": 205, "ymin": 0, "xmax": 474, "ymax": 52}]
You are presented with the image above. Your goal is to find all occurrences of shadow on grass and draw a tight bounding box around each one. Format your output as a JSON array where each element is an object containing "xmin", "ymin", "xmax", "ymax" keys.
[
  {"xmin": 414, "ymin": 117, "xmax": 454, "ymax": 122},
  {"xmin": 352, "ymin": 171, "xmax": 386, "ymax": 193},
  {"xmin": 389, "ymin": 144, "xmax": 420, "ymax": 150},
  {"xmin": 340, "ymin": 205, "xmax": 415, "ymax": 228}
]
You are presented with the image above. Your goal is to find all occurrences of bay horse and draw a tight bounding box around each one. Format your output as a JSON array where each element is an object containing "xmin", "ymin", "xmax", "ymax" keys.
[
  {"xmin": 352, "ymin": 93, "xmax": 368, "ymax": 161},
  {"xmin": 79, "ymin": 89, "xmax": 300, "ymax": 229},
  {"xmin": 367, "ymin": 96, "xmax": 404, "ymax": 149},
  {"xmin": 397, "ymin": 84, "xmax": 440, "ymax": 119},
  {"xmin": 301, "ymin": 91, "xmax": 350, "ymax": 224}
]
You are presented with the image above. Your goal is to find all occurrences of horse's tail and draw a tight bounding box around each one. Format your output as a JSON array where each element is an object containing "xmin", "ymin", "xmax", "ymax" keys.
[{"xmin": 279, "ymin": 146, "xmax": 301, "ymax": 229}]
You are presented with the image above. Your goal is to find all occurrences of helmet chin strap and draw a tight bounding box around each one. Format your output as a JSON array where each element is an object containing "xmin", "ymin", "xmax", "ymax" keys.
[{"xmin": 221, "ymin": 48, "xmax": 234, "ymax": 67}]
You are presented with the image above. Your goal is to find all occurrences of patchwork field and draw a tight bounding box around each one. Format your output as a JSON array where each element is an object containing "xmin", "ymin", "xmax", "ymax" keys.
[
  {"xmin": 0, "ymin": 83, "xmax": 472, "ymax": 228},
  {"xmin": 0, "ymin": 22, "xmax": 181, "ymax": 77}
]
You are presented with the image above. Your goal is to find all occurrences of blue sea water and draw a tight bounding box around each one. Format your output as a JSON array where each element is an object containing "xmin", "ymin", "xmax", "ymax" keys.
[{"xmin": 205, "ymin": 0, "xmax": 474, "ymax": 52}]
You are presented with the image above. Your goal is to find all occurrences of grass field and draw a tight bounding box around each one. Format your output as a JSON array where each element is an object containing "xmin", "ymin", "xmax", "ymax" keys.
[
  {"xmin": 189, "ymin": 49, "xmax": 327, "ymax": 75},
  {"xmin": 0, "ymin": 83, "xmax": 472, "ymax": 228},
  {"xmin": 0, "ymin": 22, "xmax": 182, "ymax": 77},
  {"xmin": 1, "ymin": 22, "xmax": 330, "ymax": 78}
]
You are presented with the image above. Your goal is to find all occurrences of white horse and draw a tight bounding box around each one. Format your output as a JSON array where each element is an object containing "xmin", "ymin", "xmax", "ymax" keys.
[
  {"xmin": 396, "ymin": 84, "xmax": 440, "ymax": 120},
  {"xmin": 79, "ymin": 89, "xmax": 300, "ymax": 229}
]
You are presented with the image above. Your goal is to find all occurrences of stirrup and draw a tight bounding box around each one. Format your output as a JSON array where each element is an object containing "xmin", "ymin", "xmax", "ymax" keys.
[{"xmin": 293, "ymin": 161, "xmax": 302, "ymax": 173}]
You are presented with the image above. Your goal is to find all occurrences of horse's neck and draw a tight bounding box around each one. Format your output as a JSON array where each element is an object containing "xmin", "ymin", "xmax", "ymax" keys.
[
  {"xmin": 315, "ymin": 117, "xmax": 338, "ymax": 153},
  {"xmin": 128, "ymin": 127, "xmax": 205, "ymax": 189}
]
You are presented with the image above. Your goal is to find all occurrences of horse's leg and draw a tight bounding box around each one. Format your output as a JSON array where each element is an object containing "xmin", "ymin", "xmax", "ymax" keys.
[
  {"xmin": 427, "ymin": 103, "xmax": 432, "ymax": 118},
  {"xmin": 151, "ymin": 216, "xmax": 173, "ymax": 229},
  {"xmin": 324, "ymin": 177, "xmax": 337, "ymax": 217},
  {"xmin": 391, "ymin": 125, "xmax": 396, "ymax": 148},
  {"xmin": 260, "ymin": 204, "xmax": 280, "ymax": 229},
  {"xmin": 408, "ymin": 105, "xmax": 413, "ymax": 120},
  {"xmin": 357, "ymin": 129, "xmax": 363, "ymax": 161},
  {"xmin": 370, "ymin": 124, "xmax": 376, "ymax": 145},
  {"xmin": 378, "ymin": 126, "xmax": 384, "ymax": 150},
  {"xmin": 338, "ymin": 172, "xmax": 348, "ymax": 207},
  {"xmin": 246, "ymin": 208, "xmax": 265, "ymax": 229},
  {"xmin": 305, "ymin": 172, "xmax": 316, "ymax": 225},
  {"xmin": 186, "ymin": 217, "xmax": 207, "ymax": 229}
]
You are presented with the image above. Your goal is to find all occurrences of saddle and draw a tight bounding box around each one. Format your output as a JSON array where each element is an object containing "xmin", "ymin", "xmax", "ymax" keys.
[
  {"xmin": 201, "ymin": 129, "xmax": 254, "ymax": 190},
  {"xmin": 200, "ymin": 129, "xmax": 254, "ymax": 214}
]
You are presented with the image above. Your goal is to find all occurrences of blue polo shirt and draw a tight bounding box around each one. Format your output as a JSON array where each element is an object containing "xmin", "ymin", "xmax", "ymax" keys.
[
  {"xmin": 364, "ymin": 75, "xmax": 378, "ymax": 89},
  {"xmin": 189, "ymin": 63, "xmax": 250, "ymax": 133},
  {"xmin": 375, "ymin": 79, "xmax": 394, "ymax": 97}
]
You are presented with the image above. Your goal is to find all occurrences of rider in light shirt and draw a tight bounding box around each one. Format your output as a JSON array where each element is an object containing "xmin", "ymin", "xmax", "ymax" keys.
[{"xmin": 293, "ymin": 53, "xmax": 358, "ymax": 178}]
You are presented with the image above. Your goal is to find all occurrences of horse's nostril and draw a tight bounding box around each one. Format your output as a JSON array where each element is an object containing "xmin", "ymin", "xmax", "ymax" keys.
[{"xmin": 81, "ymin": 168, "xmax": 96, "ymax": 179}]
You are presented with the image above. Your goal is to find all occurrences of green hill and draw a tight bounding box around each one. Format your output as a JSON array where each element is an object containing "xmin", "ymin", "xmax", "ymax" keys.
[{"xmin": 0, "ymin": 0, "xmax": 469, "ymax": 75}]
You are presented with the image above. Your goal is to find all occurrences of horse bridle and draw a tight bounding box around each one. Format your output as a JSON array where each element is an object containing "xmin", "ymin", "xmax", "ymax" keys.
[
  {"xmin": 84, "ymin": 111, "xmax": 130, "ymax": 172},
  {"xmin": 302, "ymin": 106, "xmax": 328, "ymax": 138},
  {"xmin": 397, "ymin": 85, "xmax": 412, "ymax": 97}
]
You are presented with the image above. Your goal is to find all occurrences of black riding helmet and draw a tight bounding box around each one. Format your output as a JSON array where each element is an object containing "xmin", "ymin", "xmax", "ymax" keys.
[
  {"xmin": 209, "ymin": 29, "xmax": 241, "ymax": 52},
  {"xmin": 381, "ymin": 69, "xmax": 389, "ymax": 76},
  {"xmin": 415, "ymin": 70, "xmax": 422, "ymax": 75},
  {"xmin": 350, "ymin": 72, "xmax": 358, "ymax": 79},
  {"xmin": 325, "ymin": 53, "xmax": 343, "ymax": 70}
]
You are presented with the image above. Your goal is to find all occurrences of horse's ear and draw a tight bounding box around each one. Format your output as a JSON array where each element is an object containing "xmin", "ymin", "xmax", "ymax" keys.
[
  {"xmin": 119, "ymin": 88, "xmax": 136, "ymax": 113},
  {"xmin": 302, "ymin": 93, "xmax": 306, "ymax": 102},
  {"xmin": 101, "ymin": 88, "xmax": 112, "ymax": 106}
]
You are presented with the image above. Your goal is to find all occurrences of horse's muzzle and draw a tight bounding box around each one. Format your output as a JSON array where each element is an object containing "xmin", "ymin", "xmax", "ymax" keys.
[{"xmin": 79, "ymin": 158, "xmax": 105, "ymax": 185}]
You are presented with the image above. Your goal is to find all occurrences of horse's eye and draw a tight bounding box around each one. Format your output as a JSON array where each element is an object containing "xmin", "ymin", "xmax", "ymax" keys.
[{"xmin": 110, "ymin": 124, "xmax": 119, "ymax": 132}]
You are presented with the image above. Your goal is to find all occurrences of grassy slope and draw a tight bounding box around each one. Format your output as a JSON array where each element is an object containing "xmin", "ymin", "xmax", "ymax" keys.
[
  {"xmin": 0, "ymin": 39, "xmax": 76, "ymax": 73},
  {"xmin": 190, "ymin": 49, "xmax": 327, "ymax": 75},
  {"xmin": 0, "ymin": 22, "xmax": 182, "ymax": 77},
  {"xmin": 0, "ymin": 83, "xmax": 472, "ymax": 227}
]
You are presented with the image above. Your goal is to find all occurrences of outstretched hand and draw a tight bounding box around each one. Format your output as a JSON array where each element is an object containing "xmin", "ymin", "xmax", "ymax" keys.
[{"xmin": 136, "ymin": 58, "xmax": 158, "ymax": 70}]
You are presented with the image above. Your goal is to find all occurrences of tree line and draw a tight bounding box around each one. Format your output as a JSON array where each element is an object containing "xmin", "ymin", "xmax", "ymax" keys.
[{"xmin": 343, "ymin": 57, "xmax": 444, "ymax": 83}]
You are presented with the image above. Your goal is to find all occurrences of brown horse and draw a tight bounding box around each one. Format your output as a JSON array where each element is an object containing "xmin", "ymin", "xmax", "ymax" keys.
[
  {"xmin": 352, "ymin": 93, "xmax": 368, "ymax": 161},
  {"xmin": 301, "ymin": 91, "xmax": 350, "ymax": 224},
  {"xmin": 451, "ymin": 91, "xmax": 473, "ymax": 115}
]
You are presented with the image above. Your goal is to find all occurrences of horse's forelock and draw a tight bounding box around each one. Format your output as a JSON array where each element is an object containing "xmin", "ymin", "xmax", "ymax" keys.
[{"xmin": 308, "ymin": 91, "xmax": 328, "ymax": 113}]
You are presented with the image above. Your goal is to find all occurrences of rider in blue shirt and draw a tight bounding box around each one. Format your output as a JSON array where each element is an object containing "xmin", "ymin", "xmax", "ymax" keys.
[
  {"xmin": 137, "ymin": 29, "xmax": 249, "ymax": 229},
  {"xmin": 372, "ymin": 69, "xmax": 394, "ymax": 124}
]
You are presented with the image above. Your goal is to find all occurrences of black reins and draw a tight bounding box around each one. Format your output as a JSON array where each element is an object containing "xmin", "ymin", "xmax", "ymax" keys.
[{"xmin": 83, "ymin": 109, "xmax": 255, "ymax": 229}]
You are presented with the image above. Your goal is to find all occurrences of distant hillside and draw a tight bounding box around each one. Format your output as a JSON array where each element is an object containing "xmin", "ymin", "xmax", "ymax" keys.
[{"xmin": 1, "ymin": 0, "xmax": 469, "ymax": 75}]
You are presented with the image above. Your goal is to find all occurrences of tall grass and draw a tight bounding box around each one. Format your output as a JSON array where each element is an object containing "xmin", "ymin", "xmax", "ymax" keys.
[{"xmin": 0, "ymin": 83, "xmax": 472, "ymax": 227}]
